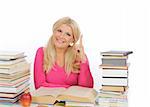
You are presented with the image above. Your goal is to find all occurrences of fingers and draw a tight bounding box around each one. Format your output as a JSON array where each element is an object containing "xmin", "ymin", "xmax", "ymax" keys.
[
  {"xmin": 73, "ymin": 34, "xmax": 86, "ymax": 63},
  {"xmin": 73, "ymin": 62, "xmax": 80, "ymax": 71},
  {"xmin": 74, "ymin": 35, "xmax": 83, "ymax": 52}
]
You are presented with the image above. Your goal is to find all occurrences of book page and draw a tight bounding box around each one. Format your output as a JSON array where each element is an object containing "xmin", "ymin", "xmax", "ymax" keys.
[
  {"xmin": 60, "ymin": 86, "xmax": 97, "ymax": 98},
  {"xmin": 31, "ymin": 87, "xmax": 66, "ymax": 98}
]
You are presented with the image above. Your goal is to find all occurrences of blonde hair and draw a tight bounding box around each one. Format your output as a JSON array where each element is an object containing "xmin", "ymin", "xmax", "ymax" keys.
[{"xmin": 44, "ymin": 17, "xmax": 81, "ymax": 75}]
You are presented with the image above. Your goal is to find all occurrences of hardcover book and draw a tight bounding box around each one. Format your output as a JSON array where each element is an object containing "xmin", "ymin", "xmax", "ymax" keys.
[{"xmin": 101, "ymin": 51, "xmax": 133, "ymax": 56}]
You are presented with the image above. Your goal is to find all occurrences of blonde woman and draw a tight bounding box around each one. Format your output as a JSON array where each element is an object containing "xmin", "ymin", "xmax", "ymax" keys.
[{"xmin": 34, "ymin": 17, "xmax": 93, "ymax": 89}]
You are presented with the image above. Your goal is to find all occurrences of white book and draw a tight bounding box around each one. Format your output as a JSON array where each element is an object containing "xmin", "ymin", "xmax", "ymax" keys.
[
  {"xmin": 0, "ymin": 75, "xmax": 30, "ymax": 85},
  {"xmin": 0, "ymin": 62, "xmax": 30, "ymax": 74},
  {"xmin": 102, "ymin": 78, "xmax": 128, "ymax": 86},
  {"xmin": 0, "ymin": 58, "xmax": 25, "ymax": 66},
  {"xmin": 102, "ymin": 69, "xmax": 128, "ymax": 77},
  {"xmin": 0, "ymin": 80, "xmax": 29, "ymax": 93},
  {"xmin": 101, "ymin": 51, "xmax": 133, "ymax": 56},
  {"xmin": 65, "ymin": 101, "xmax": 95, "ymax": 107},
  {"xmin": 0, "ymin": 96, "xmax": 19, "ymax": 103},
  {"xmin": 0, "ymin": 51, "xmax": 24, "ymax": 60},
  {"xmin": 0, "ymin": 72, "xmax": 30, "ymax": 82},
  {"xmin": 0, "ymin": 86, "xmax": 29, "ymax": 98},
  {"xmin": 98, "ymin": 97, "xmax": 127, "ymax": 103},
  {"xmin": 0, "ymin": 70, "xmax": 30, "ymax": 79},
  {"xmin": 0, "ymin": 79, "xmax": 29, "ymax": 88}
]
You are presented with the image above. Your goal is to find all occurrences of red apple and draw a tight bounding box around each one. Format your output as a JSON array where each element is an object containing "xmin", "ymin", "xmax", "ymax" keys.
[{"xmin": 20, "ymin": 91, "xmax": 32, "ymax": 107}]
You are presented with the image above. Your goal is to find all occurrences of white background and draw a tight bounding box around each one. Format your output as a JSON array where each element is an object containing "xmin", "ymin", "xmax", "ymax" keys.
[{"xmin": 0, "ymin": 0, "xmax": 150, "ymax": 106}]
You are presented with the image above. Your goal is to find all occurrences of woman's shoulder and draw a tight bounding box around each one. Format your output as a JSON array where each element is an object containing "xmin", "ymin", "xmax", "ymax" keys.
[{"xmin": 36, "ymin": 47, "xmax": 45, "ymax": 55}]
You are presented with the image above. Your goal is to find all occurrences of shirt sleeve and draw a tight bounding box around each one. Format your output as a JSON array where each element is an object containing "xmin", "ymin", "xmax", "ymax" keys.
[
  {"xmin": 78, "ymin": 56, "xmax": 94, "ymax": 88},
  {"xmin": 34, "ymin": 47, "xmax": 70, "ymax": 89}
]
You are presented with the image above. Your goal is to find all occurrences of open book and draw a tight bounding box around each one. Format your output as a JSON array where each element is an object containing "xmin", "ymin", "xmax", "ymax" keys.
[{"xmin": 31, "ymin": 86, "xmax": 98, "ymax": 104}]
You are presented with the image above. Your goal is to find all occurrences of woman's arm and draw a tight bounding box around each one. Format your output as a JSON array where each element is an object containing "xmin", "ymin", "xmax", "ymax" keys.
[
  {"xmin": 34, "ymin": 47, "xmax": 69, "ymax": 89},
  {"xmin": 78, "ymin": 57, "xmax": 94, "ymax": 88}
]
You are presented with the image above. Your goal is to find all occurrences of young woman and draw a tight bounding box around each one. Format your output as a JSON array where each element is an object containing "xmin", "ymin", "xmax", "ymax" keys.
[{"xmin": 34, "ymin": 17, "xmax": 93, "ymax": 89}]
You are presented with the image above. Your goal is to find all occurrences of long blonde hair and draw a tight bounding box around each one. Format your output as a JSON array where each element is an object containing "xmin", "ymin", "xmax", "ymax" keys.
[{"xmin": 44, "ymin": 17, "xmax": 81, "ymax": 74}]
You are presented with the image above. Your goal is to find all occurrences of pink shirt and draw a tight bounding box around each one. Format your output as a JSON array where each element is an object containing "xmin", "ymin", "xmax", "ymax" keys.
[{"xmin": 34, "ymin": 47, "xmax": 94, "ymax": 89}]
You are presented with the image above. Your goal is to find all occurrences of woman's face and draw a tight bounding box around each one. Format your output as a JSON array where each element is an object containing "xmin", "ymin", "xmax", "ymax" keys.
[{"xmin": 53, "ymin": 24, "xmax": 74, "ymax": 49}]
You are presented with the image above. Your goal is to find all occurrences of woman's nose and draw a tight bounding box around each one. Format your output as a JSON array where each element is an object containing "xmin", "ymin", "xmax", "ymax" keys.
[{"xmin": 59, "ymin": 33, "xmax": 65, "ymax": 38}]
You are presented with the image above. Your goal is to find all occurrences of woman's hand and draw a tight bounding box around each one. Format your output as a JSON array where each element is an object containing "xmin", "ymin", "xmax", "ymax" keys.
[{"xmin": 74, "ymin": 35, "xmax": 86, "ymax": 63}]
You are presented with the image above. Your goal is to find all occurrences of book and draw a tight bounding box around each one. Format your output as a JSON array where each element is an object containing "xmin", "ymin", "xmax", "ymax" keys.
[
  {"xmin": 31, "ymin": 86, "xmax": 98, "ymax": 104},
  {"xmin": 0, "ymin": 70, "xmax": 30, "ymax": 79},
  {"xmin": 0, "ymin": 61, "xmax": 29, "ymax": 74},
  {"xmin": 0, "ymin": 95, "xmax": 20, "ymax": 103},
  {"xmin": 0, "ymin": 78, "xmax": 29, "ymax": 87},
  {"xmin": 0, "ymin": 75, "xmax": 29, "ymax": 85},
  {"xmin": 0, "ymin": 58, "xmax": 25, "ymax": 66},
  {"xmin": 65, "ymin": 101, "xmax": 95, "ymax": 107},
  {"xmin": 97, "ymin": 99, "xmax": 128, "ymax": 107},
  {"xmin": 98, "ymin": 92, "xmax": 127, "ymax": 99},
  {"xmin": 0, "ymin": 87, "xmax": 29, "ymax": 98},
  {"xmin": 102, "ymin": 69, "xmax": 128, "ymax": 77},
  {"xmin": 102, "ymin": 58, "xmax": 127, "ymax": 66},
  {"xmin": 0, "ymin": 71, "xmax": 30, "ymax": 82},
  {"xmin": 102, "ymin": 77, "xmax": 128, "ymax": 86},
  {"xmin": 0, "ymin": 69, "xmax": 30, "ymax": 79},
  {"xmin": 102, "ymin": 55, "xmax": 128, "ymax": 59},
  {"xmin": 101, "ymin": 51, "xmax": 133, "ymax": 56},
  {"xmin": 0, "ymin": 51, "xmax": 24, "ymax": 61},
  {"xmin": 0, "ymin": 81, "xmax": 29, "ymax": 93},
  {"xmin": 101, "ymin": 85, "xmax": 128, "ymax": 92},
  {"xmin": 100, "ymin": 64, "xmax": 128, "ymax": 70}
]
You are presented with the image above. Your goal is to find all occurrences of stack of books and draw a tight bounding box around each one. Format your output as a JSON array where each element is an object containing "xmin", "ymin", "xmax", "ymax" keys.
[
  {"xmin": 98, "ymin": 50, "xmax": 133, "ymax": 106},
  {"xmin": 0, "ymin": 51, "xmax": 30, "ymax": 103}
]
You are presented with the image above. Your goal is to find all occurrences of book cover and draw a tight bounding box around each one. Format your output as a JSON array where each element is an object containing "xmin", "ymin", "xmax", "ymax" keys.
[
  {"xmin": 101, "ymin": 51, "xmax": 133, "ymax": 56},
  {"xmin": 102, "ymin": 58, "xmax": 127, "ymax": 66}
]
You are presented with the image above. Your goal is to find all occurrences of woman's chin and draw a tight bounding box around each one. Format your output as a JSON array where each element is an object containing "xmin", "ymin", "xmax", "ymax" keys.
[{"xmin": 55, "ymin": 45, "xmax": 67, "ymax": 49}]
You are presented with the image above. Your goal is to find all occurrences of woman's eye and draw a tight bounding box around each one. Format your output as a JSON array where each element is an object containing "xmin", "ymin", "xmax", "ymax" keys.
[
  {"xmin": 66, "ymin": 33, "xmax": 71, "ymax": 36},
  {"xmin": 57, "ymin": 29, "xmax": 62, "ymax": 32}
]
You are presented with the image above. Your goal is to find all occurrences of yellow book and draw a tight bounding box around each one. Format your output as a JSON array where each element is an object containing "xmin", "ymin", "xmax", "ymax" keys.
[
  {"xmin": 101, "ymin": 86, "xmax": 128, "ymax": 92},
  {"xmin": 31, "ymin": 86, "xmax": 98, "ymax": 104},
  {"xmin": 99, "ymin": 64, "xmax": 128, "ymax": 70}
]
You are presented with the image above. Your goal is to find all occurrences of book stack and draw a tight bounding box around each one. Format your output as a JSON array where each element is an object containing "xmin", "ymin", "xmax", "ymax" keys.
[
  {"xmin": 98, "ymin": 51, "xmax": 133, "ymax": 107},
  {"xmin": 0, "ymin": 51, "xmax": 30, "ymax": 103}
]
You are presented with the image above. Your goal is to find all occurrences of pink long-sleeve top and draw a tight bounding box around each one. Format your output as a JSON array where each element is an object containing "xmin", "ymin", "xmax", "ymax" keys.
[{"xmin": 34, "ymin": 47, "xmax": 94, "ymax": 89}]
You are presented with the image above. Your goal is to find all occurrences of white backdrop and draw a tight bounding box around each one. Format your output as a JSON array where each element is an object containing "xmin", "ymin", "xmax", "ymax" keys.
[{"xmin": 0, "ymin": 0, "xmax": 150, "ymax": 107}]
